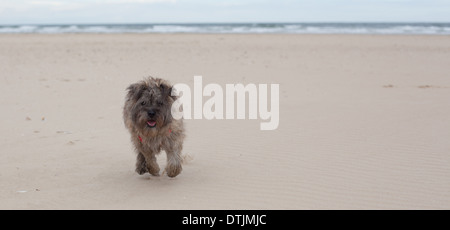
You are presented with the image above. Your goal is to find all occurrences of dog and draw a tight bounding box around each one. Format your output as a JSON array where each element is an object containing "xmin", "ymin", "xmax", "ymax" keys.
[{"xmin": 123, "ymin": 77, "xmax": 184, "ymax": 178}]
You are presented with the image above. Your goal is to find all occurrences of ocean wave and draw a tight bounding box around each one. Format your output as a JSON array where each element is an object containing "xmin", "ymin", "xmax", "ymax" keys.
[{"xmin": 1, "ymin": 23, "xmax": 450, "ymax": 34}]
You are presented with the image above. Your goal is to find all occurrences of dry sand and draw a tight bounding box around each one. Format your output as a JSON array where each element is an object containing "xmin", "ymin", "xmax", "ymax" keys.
[{"xmin": 1, "ymin": 34, "xmax": 450, "ymax": 209}]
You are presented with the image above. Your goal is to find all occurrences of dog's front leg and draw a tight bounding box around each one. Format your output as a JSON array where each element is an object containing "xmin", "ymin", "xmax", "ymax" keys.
[
  {"xmin": 135, "ymin": 152, "xmax": 148, "ymax": 175},
  {"xmin": 165, "ymin": 149, "xmax": 182, "ymax": 178},
  {"xmin": 140, "ymin": 151, "xmax": 160, "ymax": 176}
]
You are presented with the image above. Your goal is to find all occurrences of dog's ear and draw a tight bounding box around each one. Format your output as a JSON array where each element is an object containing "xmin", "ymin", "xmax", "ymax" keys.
[
  {"xmin": 160, "ymin": 83, "xmax": 176, "ymax": 100},
  {"xmin": 126, "ymin": 82, "xmax": 147, "ymax": 102}
]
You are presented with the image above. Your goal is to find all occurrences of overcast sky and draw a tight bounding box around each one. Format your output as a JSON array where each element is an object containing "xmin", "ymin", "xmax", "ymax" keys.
[{"xmin": 1, "ymin": 0, "xmax": 449, "ymax": 24}]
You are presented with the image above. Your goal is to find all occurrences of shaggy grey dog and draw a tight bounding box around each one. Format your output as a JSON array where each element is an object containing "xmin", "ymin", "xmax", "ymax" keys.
[{"xmin": 123, "ymin": 77, "xmax": 184, "ymax": 178}]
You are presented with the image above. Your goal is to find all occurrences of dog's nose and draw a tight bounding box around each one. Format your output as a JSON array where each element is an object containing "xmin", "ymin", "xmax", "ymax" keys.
[{"xmin": 148, "ymin": 110, "xmax": 156, "ymax": 117}]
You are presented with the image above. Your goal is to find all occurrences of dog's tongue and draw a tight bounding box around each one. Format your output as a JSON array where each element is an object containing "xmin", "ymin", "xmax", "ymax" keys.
[{"xmin": 147, "ymin": 121, "xmax": 156, "ymax": 127}]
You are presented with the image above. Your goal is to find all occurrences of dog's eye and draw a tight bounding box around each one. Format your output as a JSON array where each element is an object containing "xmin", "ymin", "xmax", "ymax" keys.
[
  {"xmin": 141, "ymin": 101, "xmax": 146, "ymax": 106},
  {"xmin": 157, "ymin": 101, "xmax": 163, "ymax": 106}
]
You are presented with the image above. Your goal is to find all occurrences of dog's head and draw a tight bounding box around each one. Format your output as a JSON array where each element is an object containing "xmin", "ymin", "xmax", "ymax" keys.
[{"xmin": 124, "ymin": 77, "xmax": 176, "ymax": 137}]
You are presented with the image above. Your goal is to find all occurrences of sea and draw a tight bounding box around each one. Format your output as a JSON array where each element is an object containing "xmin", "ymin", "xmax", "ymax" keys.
[{"xmin": 0, "ymin": 23, "xmax": 449, "ymax": 34}]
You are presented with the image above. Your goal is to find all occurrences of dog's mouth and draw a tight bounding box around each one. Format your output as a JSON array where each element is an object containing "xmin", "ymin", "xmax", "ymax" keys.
[{"xmin": 147, "ymin": 120, "xmax": 157, "ymax": 128}]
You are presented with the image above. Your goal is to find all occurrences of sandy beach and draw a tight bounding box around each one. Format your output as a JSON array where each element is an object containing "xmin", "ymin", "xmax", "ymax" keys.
[{"xmin": 0, "ymin": 34, "xmax": 449, "ymax": 209}]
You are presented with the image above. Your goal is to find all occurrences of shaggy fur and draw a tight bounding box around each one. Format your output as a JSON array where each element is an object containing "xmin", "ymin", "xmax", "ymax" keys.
[{"xmin": 123, "ymin": 77, "xmax": 184, "ymax": 178}]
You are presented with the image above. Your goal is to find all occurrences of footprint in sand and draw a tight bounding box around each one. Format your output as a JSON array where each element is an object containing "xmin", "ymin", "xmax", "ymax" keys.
[{"xmin": 418, "ymin": 85, "xmax": 437, "ymax": 89}]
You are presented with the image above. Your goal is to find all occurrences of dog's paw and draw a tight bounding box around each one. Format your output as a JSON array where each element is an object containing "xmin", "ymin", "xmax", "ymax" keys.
[
  {"xmin": 135, "ymin": 162, "xmax": 148, "ymax": 175},
  {"xmin": 136, "ymin": 167, "xmax": 147, "ymax": 175},
  {"xmin": 147, "ymin": 163, "xmax": 161, "ymax": 176},
  {"xmin": 148, "ymin": 170, "xmax": 160, "ymax": 177},
  {"xmin": 166, "ymin": 164, "xmax": 182, "ymax": 178}
]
